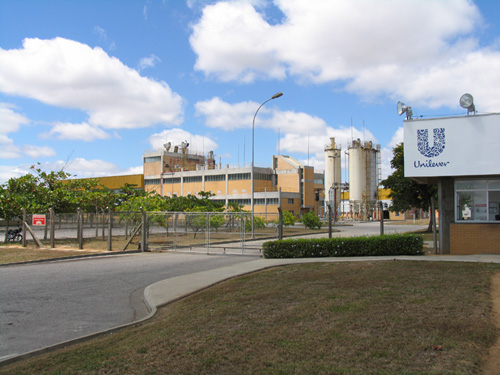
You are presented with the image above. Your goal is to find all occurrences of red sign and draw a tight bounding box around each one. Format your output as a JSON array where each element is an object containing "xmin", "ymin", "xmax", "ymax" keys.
[{"xmin": 32, "ymin": 214, "xmax": 46, "ymax": 226}]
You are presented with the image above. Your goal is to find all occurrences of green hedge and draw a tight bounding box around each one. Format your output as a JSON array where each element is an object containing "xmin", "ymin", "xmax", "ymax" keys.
[{"xmin": 262, "ymin": 234, "xmax": 424, "ymax": 258}]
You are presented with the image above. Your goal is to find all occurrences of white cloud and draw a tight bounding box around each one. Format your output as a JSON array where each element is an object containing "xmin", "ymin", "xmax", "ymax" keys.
[
  {"xmin": 195, "ymin": 97, "xmax": 325, "ymax": 135},
  {"xmin": 195, "ymin": 97, "xmax": 258, "ymax": 130},
  {"xmin": 149, "ymin": 128, "xmax": 218, "ymax": 155},
  {"xmin": 138, "ymin": 54, "xmax": 161, "ymax": 71},
  {"xmin": 0, "ymin": 135, "xmax": 21, "ymax": 159},
  {"xmin": 0, "ymin": 103, "xmax": 29, "ymax": 134},
  {"xmin": 45, "ymin": 122, "xmax": 110, "ymax": 141},
  {"xmin": 0, "ymin": 37, "xmax": 184, "ymax": 129},
  {"xmin": 45, "ymin": 158, "xmax": 131, "ymax": 178},
  {"xmin": 387, "ymin": 127, "xmax": 404, "ymax": 149},
  {"xmin": 280, "ymin": 126, "xmax": 377, "ymax": 159},
  {"xmin": 190, "ymin": 0, "xmax": 500, "ymax": 111},
  {"xmin": 23, "ymin": 145, "xmax": 56, "ymax": 158},
  {"xmin": 0, "ymin": 165, "xmax": 28, "ymax": 184}
]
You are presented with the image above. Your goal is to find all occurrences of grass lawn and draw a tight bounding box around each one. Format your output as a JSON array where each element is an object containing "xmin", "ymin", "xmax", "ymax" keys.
[
  {"xmin": 0, "ymin": 247, "xmax": 107, "ymax": 265},
  {"xmin": 1, "ymin": 261, "xmax": 499, "ymax": 374}
]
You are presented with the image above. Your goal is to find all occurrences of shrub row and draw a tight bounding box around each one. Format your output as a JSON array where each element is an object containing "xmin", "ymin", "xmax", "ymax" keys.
[{"xmin": 262, "ymin": 234, "xmax": 424, "ymax": 258}]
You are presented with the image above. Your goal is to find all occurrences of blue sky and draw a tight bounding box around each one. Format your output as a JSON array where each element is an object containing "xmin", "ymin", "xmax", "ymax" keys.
[{"xmin": 1, "ymin": 0, "xmax": 500, "ymax": 185}]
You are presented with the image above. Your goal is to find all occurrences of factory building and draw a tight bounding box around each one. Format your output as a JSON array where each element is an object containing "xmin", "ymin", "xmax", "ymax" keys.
[{"xmin": 143, "ymin": 143, "xmax": 324, "ymax": 217}]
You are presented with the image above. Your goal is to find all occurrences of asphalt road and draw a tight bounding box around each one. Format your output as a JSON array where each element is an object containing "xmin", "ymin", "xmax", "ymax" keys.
[
  {"xmin": 0, "ymin": 252, "xmax": 257, "ymax": 361},
  {"xmin": 0, "ymin": 221, "xmax": 428, "ymax": 362}
]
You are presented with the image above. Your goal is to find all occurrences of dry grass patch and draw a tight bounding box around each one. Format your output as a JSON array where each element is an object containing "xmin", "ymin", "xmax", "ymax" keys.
[
  {"xmin": 1, "ymin": 261, "xmax": 499, "ymax": 374},
  {"xmin": 0, "ymin": 247, "xmax": 104, "ymax": 265}
]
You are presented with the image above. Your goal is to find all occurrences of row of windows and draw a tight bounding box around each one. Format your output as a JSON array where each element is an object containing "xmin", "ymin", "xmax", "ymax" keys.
[
  {"xmin": 164, "ymin": 178, "xmax": 181, "ymax": 184},
  {"xmin": 228, "ymin": 199, "xmax": 251, "ymax": 205},
  {"xmin": 184, "ymin": 176, "xmax": 202, "ymax": 183},
  {"xmin": 206, "ymin": 174, "xmax": 225, "ymax": 181},
  {"xmin": 144, "ymin": 156, "xmax": 161, "ymax": 163},
  {"xmin": 226, "ymin": 198, "xmax": 280, "ymax": 206},
  {"xmin": 456, "ymin": 179, "xmax": 500, "ymax": 222},
  {"xmin": 155, "ymin": 173, "xmax": 272, "ymax": 183},
  {"xmin": 144, "ymin": 178, "xmax": 161, "ymax": 185},
  {"xmin": 228, "ymin": 173, "xmax": 251, "ymax": 181}
]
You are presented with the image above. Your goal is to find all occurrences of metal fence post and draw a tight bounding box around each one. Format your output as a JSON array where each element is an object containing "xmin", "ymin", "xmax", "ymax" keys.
[
  {"xmin": 77, "ymin": 208, "xmax": 83, "ymax": 249},
  {"xmin": 206, "ymin": 212, "xmax": 210, "ymax": 254},
  {"xmin": 277, "ymin": 207, "xmax": 283, "ymax": 240},
  {"xmin": 22, "ymin": 208, "xmax": 27, "ymax": 247},
  {"xmin": 49, "ymin": 208, "xmax": 55, "ymax": 248},
  {"xmin": 101, "ymin": 209, "xmax": 106, "ymax": 241},
  {"xmin": 107, "ymin": 207, "xmax": 112, "ymax": 251},
  {"xmin": 379, "ymin": 201, "xmax": 384, "ymax": 235},
  {"xmin": 327, "ymin": 203, "xmax": 332, "ymax": 238},
  {"xmin": 140, "ymin": 207, "xmax": 147, "ymax": 252}
]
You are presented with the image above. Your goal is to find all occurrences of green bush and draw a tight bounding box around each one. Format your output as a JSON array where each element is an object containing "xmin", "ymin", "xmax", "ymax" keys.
[
  {"xmin": 282, "ymin": 210, "xmax": 296, "ymax": 226},
  {"xmin": 245, "ymin": 216, "xmax": 266, "ymax": 232},
  {"xmin": 301, "ymin": 211, "xmax": 322, "ymax": 230},
  {"xmin": 262, "ymin": 234, "xmax": 424, "ymax": 258}
]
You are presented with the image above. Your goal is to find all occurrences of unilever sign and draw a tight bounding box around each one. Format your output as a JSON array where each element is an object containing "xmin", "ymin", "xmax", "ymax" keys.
[
  {"xmin": 404, "ymin": 113, "xmax": 500, "ymax": 178},
  {"xmin": 413, "ymin": 128, "xmax": 450, "ymax": 169}
]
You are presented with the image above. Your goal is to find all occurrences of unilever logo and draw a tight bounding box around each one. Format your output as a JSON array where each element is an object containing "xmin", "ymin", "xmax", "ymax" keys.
[
  {"xmin": 414, "ymin": 128, "xmax": 450, "ymax": 168},
  {"xmin": 417, "ymin": 128, "xmax": 445, "ymax": 157}
]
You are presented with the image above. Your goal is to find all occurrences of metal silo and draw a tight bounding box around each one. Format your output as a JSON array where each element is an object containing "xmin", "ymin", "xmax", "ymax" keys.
[
  {"xmin": 348, "ymin": 139, "xmax": 380, "ymax": 220},
  {"xmin": 324, "ymin": 137, "xmax": 341, "ymax": 218}
]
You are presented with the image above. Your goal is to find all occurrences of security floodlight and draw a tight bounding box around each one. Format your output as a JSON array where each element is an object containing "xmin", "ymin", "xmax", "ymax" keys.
[
  {"xmin": 459, "ymin": 93, "xmax": 475, "ymax": 115},
  {"xmin": 397, "ymin": 101, "xmax": 413, "ymax": 120}
]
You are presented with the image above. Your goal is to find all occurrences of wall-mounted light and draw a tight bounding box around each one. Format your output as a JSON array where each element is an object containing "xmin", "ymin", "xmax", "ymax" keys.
[
  {"xmin": 459, "ymin": 93, "xmax": 476, "ymax": 115},
  {"xmin": 397, "ymin": 101, "xmax": 413, "ymax": 120}
]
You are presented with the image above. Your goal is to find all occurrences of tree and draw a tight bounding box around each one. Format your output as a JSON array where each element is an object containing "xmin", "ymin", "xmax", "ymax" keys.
[
  {"xmin": 282, "ymin": 210, "xmax": 296, "ymax": 226},
  {"xmin": 380, "ymin": 143, "xmax": 437, "ymax": 232},
  {"xmin": 301, "ymin": 211, "xmax": 322, "ymax": 230}
]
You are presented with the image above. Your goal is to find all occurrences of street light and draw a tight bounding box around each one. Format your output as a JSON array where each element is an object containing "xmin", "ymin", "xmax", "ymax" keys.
[{"xmin": 251, "ymin": 92, "xmax": 283, "ymax": 237}]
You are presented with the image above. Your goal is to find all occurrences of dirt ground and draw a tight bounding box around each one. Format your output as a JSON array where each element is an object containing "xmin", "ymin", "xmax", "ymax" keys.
[{"xmin": 484, "ymin": 273, "xmax": 500, "ymax": 374}]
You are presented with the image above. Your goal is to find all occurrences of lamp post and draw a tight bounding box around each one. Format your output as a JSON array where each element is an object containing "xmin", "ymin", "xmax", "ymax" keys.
[{"xmin": 251, "ymin": 92, "xmax": 283, "ymax": 237}]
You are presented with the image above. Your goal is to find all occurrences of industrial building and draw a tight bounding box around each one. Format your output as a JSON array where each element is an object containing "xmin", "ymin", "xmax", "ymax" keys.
[{"xmin": 143, "ymin": 144, "xmax": 324, "ymax": 217}]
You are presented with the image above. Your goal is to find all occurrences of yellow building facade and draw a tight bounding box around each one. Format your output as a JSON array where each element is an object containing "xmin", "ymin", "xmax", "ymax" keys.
[{"xmin": 143, "ymin": 148, "xmax": 323, "ymax": 217}]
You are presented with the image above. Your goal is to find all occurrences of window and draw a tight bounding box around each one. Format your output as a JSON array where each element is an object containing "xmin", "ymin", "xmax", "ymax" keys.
[
  {"xmin": 206, "ymin": 174, "xmax": 225, "ymax": 181},
  {"xmin": 228, "ymin": 199, "xmax": 251, "ymax": 205},
  {"xmin": 144, "ymin": 178, "xmax": 160, "ymax": 185},
  {"xmin": 288, "ymin": 198, "xmax": 295, "ymax": 204},
  {"xmin": 184, "ymin": 176, "xmax": 202, "ymax": 183},
  {"xmin": 144, "ymin": 156, "xmax": 161, "ymax": 163},
  {"xmin": 163, "ymin": 177, "xmax": 181, "ymax": 184},
  {"xmin": 456, "ymin": 179, "xmax": 500, "ymax": 222},
  {"xmin": 255, "ymin": 199, "xmax": 266, "ymax": 205},
  {"xmin": 228, "ymin": 173, "xmax": 251, "ymax": 180},
  {"xmin": 267, "ymin": 198, "xmax": 279, "ymax": 205}
]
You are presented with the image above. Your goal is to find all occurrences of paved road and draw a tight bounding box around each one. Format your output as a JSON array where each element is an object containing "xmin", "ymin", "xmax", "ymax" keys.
[
  {"xmin": 0, "ymin": 221, "xmax": 427, "ymax": 362},
  {"xmin": 0, "ymin": 252, "xmax": 257, "ymax": 361}
]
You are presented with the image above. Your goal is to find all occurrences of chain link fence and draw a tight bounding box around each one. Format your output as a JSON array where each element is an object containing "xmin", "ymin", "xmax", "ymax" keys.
[{"xmin": 1, "ymin": 209, "xmax": 429, "ymax": 254}]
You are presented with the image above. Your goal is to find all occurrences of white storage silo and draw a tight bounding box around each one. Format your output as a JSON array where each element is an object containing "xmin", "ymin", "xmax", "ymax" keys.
[{"xmin": 348, "ymin": 139, "xmax": 380, "ymax": 220}]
